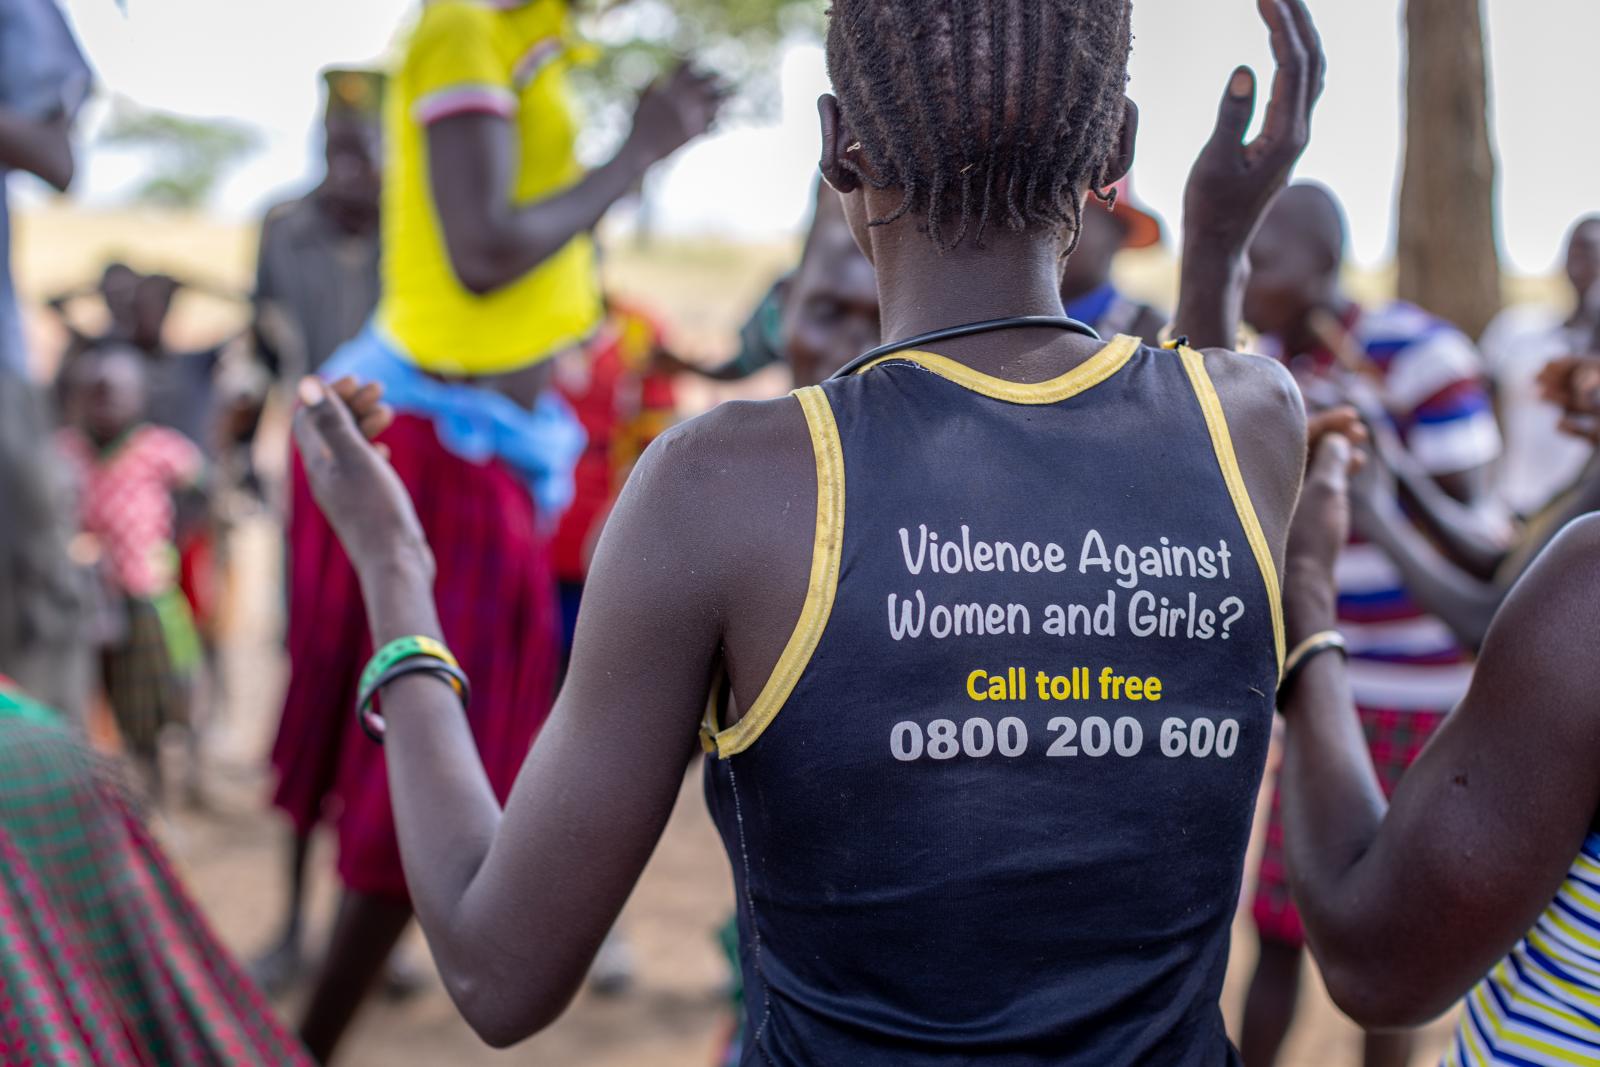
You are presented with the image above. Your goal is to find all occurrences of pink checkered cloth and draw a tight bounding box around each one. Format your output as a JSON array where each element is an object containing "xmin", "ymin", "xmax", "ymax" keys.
[
  {"xmin": 0, "ymin": 692, "xmax": 309, "ymax": 1066},
  {"xmin": 56, "ymin": 425, "xmax": 201, "ymax": 599},
  {"xmin": 1251, "ymin": 706, "xmax": 1448, "ymax": 948}
]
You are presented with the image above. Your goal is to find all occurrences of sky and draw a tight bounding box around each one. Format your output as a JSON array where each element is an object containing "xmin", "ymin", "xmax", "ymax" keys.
[{"xmin": 42, "ymin": 0, "xmax": 1600, "ymax": 274}]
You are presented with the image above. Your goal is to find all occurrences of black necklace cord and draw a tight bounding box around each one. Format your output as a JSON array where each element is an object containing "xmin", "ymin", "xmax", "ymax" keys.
[{"xmin": 830, "ymin": 315, "xmax": 1103, "ymax": 380}]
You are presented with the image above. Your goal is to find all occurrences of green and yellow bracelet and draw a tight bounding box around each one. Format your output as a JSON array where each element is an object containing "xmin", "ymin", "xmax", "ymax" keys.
[{"xmin": 356, "ymin": 635, "xmax": 470, "ymax": 742}]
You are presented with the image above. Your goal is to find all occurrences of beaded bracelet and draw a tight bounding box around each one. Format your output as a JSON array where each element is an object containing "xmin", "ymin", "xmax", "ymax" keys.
[{"xmin": 356, "ymin": 636, "xmax": 470, "ymax": 742}]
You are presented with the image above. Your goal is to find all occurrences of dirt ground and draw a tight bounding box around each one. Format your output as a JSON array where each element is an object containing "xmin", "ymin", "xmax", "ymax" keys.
[{"xmin": 141, "ymin": 517, "xmax": 1461, "ymax": 1067}]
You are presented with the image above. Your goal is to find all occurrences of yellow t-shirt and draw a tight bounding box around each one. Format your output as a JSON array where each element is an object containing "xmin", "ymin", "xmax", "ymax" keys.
[{"xmin": 379, "ymin": 0, "xmax": 602, "ymax": 374}]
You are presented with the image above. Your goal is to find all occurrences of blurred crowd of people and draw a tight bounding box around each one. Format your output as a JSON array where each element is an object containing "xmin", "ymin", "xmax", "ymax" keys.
[{"xmin": 2, "ymin": 1, "xmax": 1600, "ymax": 1066}]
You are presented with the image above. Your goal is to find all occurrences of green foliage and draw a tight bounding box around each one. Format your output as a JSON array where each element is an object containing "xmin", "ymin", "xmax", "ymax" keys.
[
  {"xmin": 655, "ymin": 0, "xmax": 824, "ymax": 45},
  {"xmin": 576, "ymin": 0, "xmax": 825, "ymax": 111},
  {"xmin": 97, "ymin": 99, "xmax": 262, "ymax": 210}
]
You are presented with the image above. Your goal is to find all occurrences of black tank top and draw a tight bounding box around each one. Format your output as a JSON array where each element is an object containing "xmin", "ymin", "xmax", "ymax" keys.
[{"xmin": 703, "ymin": 337, "xmax": 1283, "ymax": 1065}]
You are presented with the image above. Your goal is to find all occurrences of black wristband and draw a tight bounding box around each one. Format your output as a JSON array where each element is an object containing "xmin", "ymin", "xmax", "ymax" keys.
[
  {"xmin": 1276, "ymin": 631, "xmax": 1348, "ymax": 711},
  {"xmin": 356, "ymin": 657, "xmax": 470, "ymax": 743}
]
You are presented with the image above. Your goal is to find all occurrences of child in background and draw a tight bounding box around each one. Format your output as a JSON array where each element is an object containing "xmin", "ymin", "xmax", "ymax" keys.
[{"xmin": 55, "ymin": 340, "xmax": 203, "ymax": 797}]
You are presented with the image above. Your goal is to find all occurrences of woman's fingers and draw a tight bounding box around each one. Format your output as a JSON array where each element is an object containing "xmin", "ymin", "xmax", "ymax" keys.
[
  {"xmin": 1312, "ymin": 407, "xmax": 1369, "ymax": 448},
  {"xmin": 1256, "ymin": 0, "xmax": 1307, "ymax": 145},
  {"xmin": 1208, "ymin": 67, "xmax": 1258, "ymax": 154},
  {"xmin": 358, "ymin": 402, "xmax": 395, "ymax": 443},
  {"xmin": 1283, "ymin": 0, "xmax": 1327, "ymax": 103},
  {"xmin": 1252, "ymin": 0, "xmax": 1322, "ymax": 166},
  {"xmin": 306, "ymin": 375, "xmax": 391, "ymax": 443},
  {"xmin": 294, "ymin": 376, "xmax": 371, "ymax": 479},
  {"xmin": 1559, "ymin": 414, "xmax": 1600, "ymax": 444},
  {"xmin": 351, "ymin": 379, "xmax": 384, "ymax": 409},
  {"xmin": 1309, "ymin": 431, "xmax": 1353, "ymax": 489}
]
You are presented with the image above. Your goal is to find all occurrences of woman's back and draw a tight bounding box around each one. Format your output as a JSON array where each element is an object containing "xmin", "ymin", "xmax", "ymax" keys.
[
  {"xmin": 704, "ymin": 339, "xmax": 1283, "ymax": 1064},
  {"xmin": 275, "ymin": 0, "xmax": 1326, "ymax": 1052}
]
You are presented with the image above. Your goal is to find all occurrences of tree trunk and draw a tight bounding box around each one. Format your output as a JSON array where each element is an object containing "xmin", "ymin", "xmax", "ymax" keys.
[{"xmin": 1396, "ymin": 0, "xmax": 1501, "ymax": 339}]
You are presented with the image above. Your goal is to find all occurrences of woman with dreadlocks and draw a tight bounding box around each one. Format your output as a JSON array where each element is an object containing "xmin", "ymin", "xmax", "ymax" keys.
[{"xmin": 290, "ymin": 1, "xmax": 1324, "ymax": 1061}]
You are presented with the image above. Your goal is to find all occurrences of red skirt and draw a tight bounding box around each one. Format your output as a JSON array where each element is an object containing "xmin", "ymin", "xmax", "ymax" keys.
[
  {"xmin": 1251, "ymin": 705, "xmax": 1448, "ymax": 948},
  {"xmin": 271, "ymin": 413, "xmax": 559, "ymax": 900}
]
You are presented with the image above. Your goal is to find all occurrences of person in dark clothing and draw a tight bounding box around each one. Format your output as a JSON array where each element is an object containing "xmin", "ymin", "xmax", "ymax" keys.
[{"xmin": 254, "ymin": 69, "xmax": 384, "ymax": 386}]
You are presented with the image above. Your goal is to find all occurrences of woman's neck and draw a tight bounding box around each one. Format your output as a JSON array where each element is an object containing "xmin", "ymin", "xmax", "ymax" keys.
[{"xmin": 867, "ymin": 217, "xmax": 1079, "ymax": 367}]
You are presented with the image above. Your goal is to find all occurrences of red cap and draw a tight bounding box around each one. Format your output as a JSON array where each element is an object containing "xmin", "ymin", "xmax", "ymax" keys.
[{"xmin": 1105, "ymin": 176, "xmax": 1163, "ymax": 250}]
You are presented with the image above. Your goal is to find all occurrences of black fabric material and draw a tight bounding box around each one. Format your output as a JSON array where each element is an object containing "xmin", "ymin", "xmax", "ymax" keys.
[{"xmin": 707, "ymin": 344, "xmax": 1277, "ymax": 1065}]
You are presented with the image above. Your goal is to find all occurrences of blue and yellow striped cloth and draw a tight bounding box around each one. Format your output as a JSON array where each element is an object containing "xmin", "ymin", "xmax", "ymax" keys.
[{"xmin": 1449, "ymin": 833, "xmax": 1600, "ymax": 1064}]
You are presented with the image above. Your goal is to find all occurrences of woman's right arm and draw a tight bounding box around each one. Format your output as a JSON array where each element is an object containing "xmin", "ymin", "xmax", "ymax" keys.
[{"xmin": 1278, "ymin": 438, "xmax": 1600, "ymax": 1028}]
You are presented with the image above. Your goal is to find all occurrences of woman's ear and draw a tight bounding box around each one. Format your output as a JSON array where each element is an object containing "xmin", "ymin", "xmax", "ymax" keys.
[
  {"xmin": 1102, "ymin": 96, "xmax": 1139, "ymax": 186},
  {"xmin": 817, "ymin": 94, "xmax": 861, "ymax": 195}
]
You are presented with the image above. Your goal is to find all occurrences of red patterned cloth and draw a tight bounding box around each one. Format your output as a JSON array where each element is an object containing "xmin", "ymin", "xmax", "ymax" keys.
[
  {"xmin": 177, "ymin": 526, "xmax": 219, "ymax": 636},
  {"xmin": 0, "ymin": 691, "xmax": 309, "ymax": 1066},
  {"xmin": 271, "ymin": 413, "xmax": 559, "ymax": 900},
  {"xmin": 1251, "ymin": 706, "xmax": 1448, "ymax": 948},
  {"xmin": 551, "ymin": 304, "xmax": 676, "ymax": 584},
  {"xmin": 56, "ymin": 426, "xmax": 201, "ymax": 598}
]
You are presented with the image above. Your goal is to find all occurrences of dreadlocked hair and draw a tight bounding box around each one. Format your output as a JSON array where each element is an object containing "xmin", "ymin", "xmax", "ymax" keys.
[{"xmin": 826, "ymin": 0, "xmax": 1133, "ymax": 254}]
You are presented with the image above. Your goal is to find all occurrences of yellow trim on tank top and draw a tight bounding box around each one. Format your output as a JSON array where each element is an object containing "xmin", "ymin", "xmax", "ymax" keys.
[
  {"xmin": 855, "ymin": 334, "xmax": 1140, "ymax": 404},
  {"xmin": 1174, "ymin": 346, "xmax": 1287, "ymax": 677},
  {"xmin": 702, "ymin": 386, "xmax": 845, "ymax": 757}
]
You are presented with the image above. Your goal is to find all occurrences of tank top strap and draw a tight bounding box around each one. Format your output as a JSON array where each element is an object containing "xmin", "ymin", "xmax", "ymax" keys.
[
  {"xmin": 700, "ymin": 385, "xmax": 846, "ymax": 758},
  {"xmin": 1169, "ymin": 344, "xmax": 1287, "ymax": 674}
]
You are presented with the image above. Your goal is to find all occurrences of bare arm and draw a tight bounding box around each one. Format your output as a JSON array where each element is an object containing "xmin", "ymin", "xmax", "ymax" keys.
[
  {"xmin": 1278, "ymin": 437, "xmax": 1600, "ymax": 1029},
  {"xmin": 428, "ymin": 114, "xmax": 650, "ymax": 296},
  {"xmin": 1348, "ymin": 441, "xmax": 1600, "ymax": 651},
  {"xmin": 1168, "ymin": 0, "xmax": 1326, "ymax": 582},
  {"xmin": 1393, "ymin": 464, "xmax": 1505, "ymax": 578},
  {"xmin": 1350, "ymin": 487, "xmax": 1501, "ymax": 650},
  {"xmin": 1211, "ymin": 349, "xmax": 1309, "ymax": 576},
  {"xmin": 292, "ymin": 379, "xmax": 808, "ymax": 1045},
  {"xmin": 429, "ymin": 65, "xmax": 722, "ymax": 296},
  {"xmin": 0, "ymin": 107, "xmax": 72, "ymax": 191},
  {"xmin": 1334, "ymin": 366, "xmax": 1508, "ymax": 578}
]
